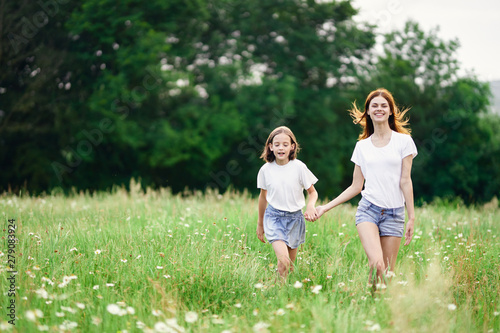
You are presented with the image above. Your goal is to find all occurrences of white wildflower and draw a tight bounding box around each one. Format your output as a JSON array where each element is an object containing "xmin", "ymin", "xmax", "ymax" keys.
[
  {"xmin": 166, "ymin": 318, "xmax": 186, "ymax": 331},
  {"xmin": 25, "ymin": 310, "xmax": 37, "ymax": 322},
  {"xmin": 91, "ymin": 316, "xmax": 102, "ymax": 326},
  {"xmin": 61, "ymin": 306, "xmax": 76, "ymax": 314},
  {"xmin": 35, "ymin": 288, "xmax": 49, "ymax": 299},
  {"xmin": 107, "ymin": 304, "xmax": 121, "ymax": 315},
  {"xmin": 154, "ymin": 322, "xmax": 170, "ymax": 332},
  {"xmin": 185, "ymin": 311, "xmax": 198, "ymax": 323},
  {"xmin": 311, "ymin": 285, "xmax": 322, "ymax": 294},
  {"xmin": 253, "ymin": 321, "xmax": 270, "ymax": 333},
  {"xmin": 367, "ymin": 323, "xmax": 381, "ymax": 331},
  {"xmin": 152, "ymin": 309, "xmax": 163, "ymax": 316},
  {"xmin": 59, "ymin": 321, "xmax": 78, "ymax": 330}
]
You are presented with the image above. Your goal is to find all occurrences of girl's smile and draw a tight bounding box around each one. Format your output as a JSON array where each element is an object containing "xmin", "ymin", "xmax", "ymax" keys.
[{"xmin": 270, "ymin": 133, "xmax": 295, "ymax": 165}]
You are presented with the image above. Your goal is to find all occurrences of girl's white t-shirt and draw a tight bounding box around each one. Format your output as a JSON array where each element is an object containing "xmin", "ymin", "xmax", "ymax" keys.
[
  {"xmin": 257, "ymin": 159, "xmax": 318, "ymax": 212},
  {"xmin": 351, "ymin": 131, "xmax": 418, "ymax": 208}
]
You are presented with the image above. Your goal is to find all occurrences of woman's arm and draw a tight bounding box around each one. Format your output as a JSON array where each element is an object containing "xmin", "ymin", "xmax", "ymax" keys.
[
  {"xmin": 256, "ymin": 189, "xmax": 267, "ymax": 243},
  {"xmin": 315, "ymin": 165, "xmax": 364, "ymax": 219},
  {"xmin": 304, "ymin": 185, "xmax": 318, "ymax": 221},
  {"xmin": 400, "ymin": 155, "xmax": 415, "ymax": 246}
]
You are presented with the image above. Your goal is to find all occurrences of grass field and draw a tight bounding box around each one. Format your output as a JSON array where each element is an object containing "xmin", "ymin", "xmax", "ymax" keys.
[{"xmin": 1, "ymin": 183, "xmax": 499, "ymax": 332}]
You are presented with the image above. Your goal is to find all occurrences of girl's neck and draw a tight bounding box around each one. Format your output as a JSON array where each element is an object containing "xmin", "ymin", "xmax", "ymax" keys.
[
  {"xmin": 372, "ymin": 122, "xmax": 392, "ymax": 139},
  {"xmin": 275, "ymin": 159, "xmax": 291, "ymax": 166}
]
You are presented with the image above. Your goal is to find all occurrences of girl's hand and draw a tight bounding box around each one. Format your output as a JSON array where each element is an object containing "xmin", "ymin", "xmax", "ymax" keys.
[
  {"xmin": 404, "ymin": 218, "xmax": 415, "ymax": 246},
  {"xmin": 256, "ymin": 224, "xmax": 266, "ymax": 243},
  {"xmin": 304, "ymin": 206, "xmax": 318, "ymax": 222}
]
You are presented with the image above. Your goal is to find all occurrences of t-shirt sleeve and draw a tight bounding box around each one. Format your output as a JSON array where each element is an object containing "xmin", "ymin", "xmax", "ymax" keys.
[
  {"xmin": 300, "ymin": 163, "xmax": 318, "ymax": 190},
  {"xmin": 257, "ymin": 166, "xmax": 266, "ymax": 189},
  {"xmin": 402, "ymin": 136, "xmax": 418, "ymax": 158},
  {"xmin": 351, "ymin": 142, "xmax": 362, "ymax": 166}
]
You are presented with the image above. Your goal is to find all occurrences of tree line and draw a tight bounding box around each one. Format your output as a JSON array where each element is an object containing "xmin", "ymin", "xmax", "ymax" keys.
[{"xmin": 1, "ymin": 0, "xmax": 499, "ymax": 204}]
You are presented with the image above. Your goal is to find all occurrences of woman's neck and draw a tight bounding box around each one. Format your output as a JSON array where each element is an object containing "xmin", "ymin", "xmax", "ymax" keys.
[{"xmin": 372, "ymin": 122, "xmax": 392, "ymax": 139}]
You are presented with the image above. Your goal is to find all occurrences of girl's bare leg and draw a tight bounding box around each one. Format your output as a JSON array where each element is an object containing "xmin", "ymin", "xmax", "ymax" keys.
[{"xmin": 272, "ymin": 241, "xmax": 293, "ymax": 280}]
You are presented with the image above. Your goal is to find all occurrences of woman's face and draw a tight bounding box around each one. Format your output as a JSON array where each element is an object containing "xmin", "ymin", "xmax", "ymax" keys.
[{"xmin": 367, "ymin": 96, "xmax": 392, "ymax": 123}]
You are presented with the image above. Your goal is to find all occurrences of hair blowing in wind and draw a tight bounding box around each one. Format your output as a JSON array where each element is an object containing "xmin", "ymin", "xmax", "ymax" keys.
[{"xmin": 349, "ymin": 88, "xmax": 412, "ymax": 140}]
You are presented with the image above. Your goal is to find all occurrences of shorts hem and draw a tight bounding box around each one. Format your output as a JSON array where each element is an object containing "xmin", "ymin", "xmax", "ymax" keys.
[
  {"xmin": 355, "ymin": 220, "xmax": 377, "ymax": 227},
  {"xmin": 379, "ymin": 233, "xmax": 403, "ymax": 238},
  {"xmin": 268, "ymin": 239, "xmax": 303, "ymax": 249}
]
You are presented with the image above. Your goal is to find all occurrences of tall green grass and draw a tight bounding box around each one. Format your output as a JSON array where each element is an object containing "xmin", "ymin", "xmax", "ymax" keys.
[{"xmin": 1, "ymin": 183, "xmax": 499, "ymax": 332}]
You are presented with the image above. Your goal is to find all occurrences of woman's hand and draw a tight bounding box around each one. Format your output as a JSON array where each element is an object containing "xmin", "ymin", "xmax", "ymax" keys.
[
  {"xmin": 315, "ymin": 205, "xmax": 327, "ymax": 219},
  {"xmin": 404, "ymin": 217, "xmax": 415, "ymax": 246}
]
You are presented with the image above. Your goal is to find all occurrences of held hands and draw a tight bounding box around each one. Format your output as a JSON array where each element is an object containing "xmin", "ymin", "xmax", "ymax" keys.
[
  {"xmin": 305, "ymin": 205, "xmax": 327, "ymax": 222},
  {"xmin": 404, "ymin": 218, "xmax": 415, "ymax": 246},
  {"xmin": 304, "ymin": 206, "xmax": 319, "ymax": 222}
]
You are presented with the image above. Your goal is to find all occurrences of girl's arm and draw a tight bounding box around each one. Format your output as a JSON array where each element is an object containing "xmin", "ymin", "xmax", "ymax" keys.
[
  {"xmin": 400, "ymin": 155, "xmax": 415, "ymax": 246},
  {"xmin": 304, "ymin": 185, "xmax": 318, "ymax": 221},
  {"xmin": 256, "ymin": 189, "xmax": 267, "ymax": 243},
  {"xmin": 315, "ymin": 165, "xmax": 364, "ymax": 219}
]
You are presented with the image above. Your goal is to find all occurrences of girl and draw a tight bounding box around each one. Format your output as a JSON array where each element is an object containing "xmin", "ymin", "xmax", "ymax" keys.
[
  {"xmin": 257, "ymin": 126, "xmax": 318, "ymax": 280},
  {"xmin": 314, "ymin": 88, "xmax": 417, "ymax": 286}
]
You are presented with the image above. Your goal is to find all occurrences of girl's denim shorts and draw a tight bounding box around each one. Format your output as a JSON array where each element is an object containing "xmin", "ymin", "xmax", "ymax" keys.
[
  {"xmin": 264, "ymin": 205, "xmax": 305, "ymax": 249},
  {"xmin": 355, "ymin": 197, "xmax": 405, "ymax": 237}
]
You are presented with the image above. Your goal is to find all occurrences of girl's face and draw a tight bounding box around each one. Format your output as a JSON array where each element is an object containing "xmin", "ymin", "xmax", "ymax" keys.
[
  {"xmin": 367, "ymin": 96, "xmax": 392, "ymax": 123},
  {"xmin": 270, "ymin": 133, "xmax": 295, "ymax": 165}
]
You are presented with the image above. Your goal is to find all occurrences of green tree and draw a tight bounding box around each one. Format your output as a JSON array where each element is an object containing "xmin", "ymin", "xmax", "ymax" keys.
[
  {"xmin": 0, "ymin": 1, "xmax": 79, "ymax": 192},
  {"xmin": 201, "ymin": 0, "xmax": 375, "ymax": 197},
  {"xmin": 4, "ymin": 3, "xmax": 496, "ymax": 204}
]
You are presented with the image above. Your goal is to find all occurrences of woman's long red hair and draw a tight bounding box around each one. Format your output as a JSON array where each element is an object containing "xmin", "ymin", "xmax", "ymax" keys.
[{"xmin": 350, "ymin": 88, "xmax": 411, "ymax": 140}]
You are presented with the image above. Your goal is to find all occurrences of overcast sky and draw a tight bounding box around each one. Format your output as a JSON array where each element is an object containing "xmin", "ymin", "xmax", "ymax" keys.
[{"xmin": 352, "ymin": 0, "xmax": 500, "ymax": 82}]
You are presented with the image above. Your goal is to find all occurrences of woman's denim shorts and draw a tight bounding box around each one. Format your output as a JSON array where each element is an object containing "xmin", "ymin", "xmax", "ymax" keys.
[
  {"xmin": 264, "ymin": 205, "xmax": 305, "ymax": 249},
  {"xmin": 355, "ymin": 197, "xmax": 405, "ymax": 237}
]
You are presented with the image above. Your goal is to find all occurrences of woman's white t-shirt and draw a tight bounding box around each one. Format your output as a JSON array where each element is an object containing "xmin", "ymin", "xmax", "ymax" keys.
[
  {"xmin": 257, "ymin": 159, "xmax": 318, "ymax": 212},
  {"xmin": 351, "ymin": 131, "xmax": 418, "ymax": 208}
]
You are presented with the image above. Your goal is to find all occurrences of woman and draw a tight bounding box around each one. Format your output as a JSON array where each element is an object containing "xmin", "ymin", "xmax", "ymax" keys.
[{"xmin": 314, "ymin": 88, "xmax": 417, "ymax": 286}]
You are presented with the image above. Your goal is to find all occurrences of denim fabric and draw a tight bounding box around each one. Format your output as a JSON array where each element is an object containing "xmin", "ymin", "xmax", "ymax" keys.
[
  {"xmin": 264, "ymin": 205, "xmax": 305, "ymax": 249},
  {"xmin": 355, "ymin": 197, "xmax": 405, "ymax": 237}
]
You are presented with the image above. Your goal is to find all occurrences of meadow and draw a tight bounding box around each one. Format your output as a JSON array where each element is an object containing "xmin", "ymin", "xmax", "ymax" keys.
[{"xmin": 1, "ymin": 182, "xmax": 499, "ymax": 332}]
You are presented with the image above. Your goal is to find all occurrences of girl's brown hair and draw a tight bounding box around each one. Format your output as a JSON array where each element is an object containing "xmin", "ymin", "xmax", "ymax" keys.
[
  {"xmin": 260, "ymin": 126, "xmax": 301, "ymax": 162},
  {"xmin": 349, "ymin": 88, "xmax": 411, "ymax": 140}
]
